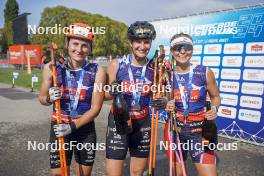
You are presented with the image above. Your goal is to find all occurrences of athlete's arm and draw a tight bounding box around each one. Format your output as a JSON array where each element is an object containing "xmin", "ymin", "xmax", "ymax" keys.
[
  {"xmin": 104, "ymin": 59, "xmax": 119, "ymax": 100},
  {"xmin": 206, "ymin": 67, "xmax": 221, "ymax": 120},
  {"xmin": 74, "ymin": 66, "xmax": 106, "ymax": 129},
  {"xmin": 39, "ymin": 63, "xmax": 53, "ymax": 106}
]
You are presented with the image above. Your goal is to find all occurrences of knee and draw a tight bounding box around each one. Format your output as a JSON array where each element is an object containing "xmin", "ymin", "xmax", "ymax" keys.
[{"xmin": 130, "ymin": 168, "xmax": 145, "ymax": 176}]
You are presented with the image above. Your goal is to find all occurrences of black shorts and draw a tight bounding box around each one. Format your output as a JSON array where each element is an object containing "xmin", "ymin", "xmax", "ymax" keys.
[
  {"xmin": 106, "ymin": 112, "xmax": 151, "ymax": 160},
  {"xmin": 50, "ymin": 121, "xmax": 96, "ymax": 169}
]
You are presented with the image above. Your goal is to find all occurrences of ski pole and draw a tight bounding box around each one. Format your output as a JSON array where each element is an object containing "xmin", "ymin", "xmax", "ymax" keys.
[
  {"xmin": 149, "ymin": 51, "xmax": 158, "ymax": 176},
  {"xmin": 50, "ymin": 43, "xmax": 69, "ymax": 176}
]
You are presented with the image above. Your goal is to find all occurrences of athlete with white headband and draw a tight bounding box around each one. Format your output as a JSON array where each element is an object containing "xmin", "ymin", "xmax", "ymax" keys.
[
  {"xmin": 165, "ymin": 33, "xmax": 220, "ymax": 176},
  {"xmin": 39, "ymin": 23, "xmax": 106, "ymax": 176}
]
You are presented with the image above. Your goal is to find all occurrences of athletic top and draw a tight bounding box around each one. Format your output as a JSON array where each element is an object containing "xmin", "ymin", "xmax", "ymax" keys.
[
  {"xmin": 173, "ymin": 65, "xmax": 207, "ymax": 125},
  {"xmin": 51, "ymin": 61, "xmax": 98, "ymax": 122},
  {"xmin": 115, "ymin": 55, "xmax": 154, "ymax": 119}
]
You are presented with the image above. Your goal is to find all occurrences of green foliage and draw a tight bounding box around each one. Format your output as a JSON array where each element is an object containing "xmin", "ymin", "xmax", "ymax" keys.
[
  {"xmin": 4, "ymin": 0, "xmax": 19, "ymax": 23},
  {"xmin": 31, "ymin": 6, "xmax": 130, "ymax": 57}
]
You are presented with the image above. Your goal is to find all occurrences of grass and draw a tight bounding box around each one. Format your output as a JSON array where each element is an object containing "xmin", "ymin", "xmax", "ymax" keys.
[{"xmin": 0, "ymin": 68, "xmax": 42, "ymax": 90}]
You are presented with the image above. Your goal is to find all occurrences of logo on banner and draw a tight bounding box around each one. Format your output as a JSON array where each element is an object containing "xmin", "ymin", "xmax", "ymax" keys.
[
  {"xmin": 244, "ymin": 56, "xmax": 264, "ymax": 68},
  {"xmin": 220, "ymin": 93, "xmax": 238, "ymax": 106},
  {"xmin": 211, "ymin": 68, "xmax": 219, "ymax": 79},
  {"xmin": 246, "ymin": 42, "xmax": 264, "ymax": 54},
  {"xmin": 222, "ymin": 56, "xmax": 242, "ymax": 67},
  {"xmin": 243, "ymin": 69, "xmax": 264, "ymax": 82},
  {"xmin": 238, "ymin": 109, "xmax": 261, "ymax": 123},
  {"xmin": 218, "ymin": 106, "xmax": 236, "ymax": 119},
  {"xmin": 221, "ymin": 69, "xmax": 241, "ymax": 80},
  {"xmin": 240, "ymin": 96, "xmax": 262, "ymax": 109},
  {"xmin": 204, "ymin": 44, "xmax": 222, "ymax": 54},
  {"xmin": 193, "ymin": 45, "xmax": 203, "ymax": 54},
  {"xmin": 190, "ymin": 56, "xmax": 201, "ymax": 65},
  {"xmin": 241, "ymin": 82, "xmax": 264, "ymax": 95},
  {"xmin": 223, "ymin": 43, "xmax": 244, "ymax": 54},
  {"xmin": 220, "ymin": 81, "xmax": 240, "ymax": 93},
  {"xmin": 202, "ymin": 56, "xmax": 220, "ymax": 66}
]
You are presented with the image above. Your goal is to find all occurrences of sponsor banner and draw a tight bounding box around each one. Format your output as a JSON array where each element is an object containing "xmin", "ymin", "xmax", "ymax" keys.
[
  {"xmin": 238, "ymin": 109, "xmax": 261, "ymax": 123},
  {"xmin": 244, "ymin": 56, "xmax": 264, "ymax": 68},
  {"xmin": 149, "ymin": 6, "xmax": 264, "ymax": 145},
  {"xmin": 222, "ymin": 56, "xmax": 242, "ymax": 67},
  {"xmin": 240, "ymin": 96, "xmax": 262, "ymax": 109},
  {"xmin": 246, "ymin": 42, "xmax": 264, "ymax": 54},
  {"xmin": 220, "ymin": 93, "xmax": 238, "ymax": 106},
  {"xmin": 221, "ymin": 69, "xmax": 241, "ymax": 80},
  {"xmin": 193, "ymin": 45, "xmax": 203, "ymax": 54},
  {"xmin": 223, "ymin": 43, "xmax": 244, "ymax": 54},
  {"xmin": 218, "ymin": 106, "xmax": 237, "ymax": 119},
  {"xmin": 190, "ymin": 56, "xmax": 201, "ymax": 65},
  {"xmin": 220, "ymin": 81, "xmax": 240, "ymax": 93},
  {"xmin": 211, "ymin": 68, "xmax": 219, "ymax": 79},
  {"xmin": 243, "ymin": 69, "xmax": 264, "ymax": 82},
  {"xmin": 202, "ymin": 56, "xmax": 220, "ymax": 66},
  {"xmin": 204, "ymin": 44, "xmax": 222, "ymax": 54},
  {"xmin": 241, "ymin": 82, "xmax": 264, "ymax": 95}
]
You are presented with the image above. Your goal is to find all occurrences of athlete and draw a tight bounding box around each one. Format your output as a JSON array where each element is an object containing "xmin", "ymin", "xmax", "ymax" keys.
[
  {"xmin": 39, "ymin": 23, "xmax": 106, "ymax": 176},
  {"xmin": 104, "ymin": 21, "xmax": 167, "ymax": 176},
  {"xmin": 164, "ymin": 33, "xmax": 221, "ymax": 176}
]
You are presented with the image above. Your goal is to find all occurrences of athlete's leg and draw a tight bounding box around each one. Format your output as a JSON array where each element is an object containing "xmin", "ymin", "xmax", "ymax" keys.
[
  {"xmin": 194, "ymin": 163, "xmax": 217, "ymax": 176},
  {"xmin": 106, "ymin": 159, "xmax": 125, "ymax": 176},
  {"xmin": 75, "ymin": 164, "xmax": 93, "ymax": 176},
  {"xmin": 130, "ymin": 157, "xmax": 148, "ymax": 176}
]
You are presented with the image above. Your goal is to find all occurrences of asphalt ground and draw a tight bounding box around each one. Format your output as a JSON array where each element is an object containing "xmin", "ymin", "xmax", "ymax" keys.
[{"xmin": 0, "ymin": 83, "xmax": 263, "ymax": 176}]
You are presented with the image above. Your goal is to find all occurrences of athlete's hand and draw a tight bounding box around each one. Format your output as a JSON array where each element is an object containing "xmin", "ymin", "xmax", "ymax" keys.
[
  {"xmin": 165, "ymin": 99, "xmax": 175, "ymax": 112},
  {"xmin": 53, "ymin": 122, "xmax": 77, "ymax": 137},
  {"xmin": 110, "ymin": 80, "xmax": 122, "ymax": 96},
  {"xmin": 48, "ymin": 87, "xmax": 62, "ymax": 102},
  {"xmin": 152, "ymin": 97, "xmax": 168, "ymax": 110},
  {"xmin": 205, "ymin": 106, "xmax": 218, "ymax": 120}
]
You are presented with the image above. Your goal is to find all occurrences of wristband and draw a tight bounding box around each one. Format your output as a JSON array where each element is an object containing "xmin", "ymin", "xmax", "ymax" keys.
[{"xmin": 46, "ymin": 95, "xmax": 52, "ymax": 104}]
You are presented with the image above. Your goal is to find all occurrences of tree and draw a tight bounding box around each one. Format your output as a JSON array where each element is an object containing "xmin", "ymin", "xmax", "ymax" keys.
[
  {"xmin": 4, "ymin": 0, "xmax": 19, "ymax": 23},
  {"xmin": 2, "ymin": 0, "xmax": 19, "ymax": 52}
]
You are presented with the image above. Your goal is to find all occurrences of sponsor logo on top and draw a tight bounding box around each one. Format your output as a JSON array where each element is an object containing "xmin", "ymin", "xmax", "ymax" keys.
[
  {"xmin": 202, "ymin": 56, "xmax": 220, "ymax": 66},
  {"xmin": 222, "ymin": 56, "xmax": 242, "ymax": 67},
  {"xmin": 241, "ymin": 82, "xmax": 264, "ymax": 95},
  {"xmin": 218, "ymin": 106, "xmax": 236, "ymax": 119},
  {"xmin": 220, "ymin": 81, "xmax": 240, "ymax": 93},
  {"xmin": 193, "ymin": 45, "xmax": 203, "ymax": 54},
  {"xmin": 220, "ymin": 93, "xmax": 238, "ymax": 106},
  {"xmin": 240, "ymin": 96, "xmax": 262, "ymax": 109},
  {"xmin": 243, "ymin": 69, "xmax": 264, "ymax": 82},
  {"xmin": 244, "ymin": 56, "xmax": 264, "ymax": 68},
  {"xmin": 223, "ymin": 43, "xmax": 244, "ymax": 54},
  {"xmin": 238, "ymin": 109, "xmax": 261, "ymax": 123},
  {"xmin": 190, "ymin": 56, "xmax": 201, "ymax": 65},
  {"xmin": 246, "ymin": 42, "xmax": 264, "ymax": 54},
  {"xmin": 221, "ymin": 69, "xmax": 241, "ymax": 80},
  {"xmin": 204, "ymin": 44, "xmax": 222, "ymax": 54}
]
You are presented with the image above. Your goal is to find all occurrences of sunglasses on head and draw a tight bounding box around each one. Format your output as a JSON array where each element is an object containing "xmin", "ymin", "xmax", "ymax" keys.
[{"xmin": 171, "ymin": 43, "xmax": 193, "ymax": 52}]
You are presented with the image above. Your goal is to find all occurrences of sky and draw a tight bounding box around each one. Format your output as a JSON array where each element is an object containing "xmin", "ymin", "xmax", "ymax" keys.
[{"xmin": 0, "ymin": 0, "xmax": 264, "ymax": 28}]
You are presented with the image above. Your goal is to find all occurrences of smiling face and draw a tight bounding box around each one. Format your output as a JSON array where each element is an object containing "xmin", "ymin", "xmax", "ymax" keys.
[
  {"xmin": 67, "ymin": 38, "xmax": 91, "ymax": 62},
  {"xmin": 170, "ymin": 43, "xmax": 193, "ymax": 65},
  {"xmin": 130, "ymin": 39, "xmax": 152, "ymax": 59}
]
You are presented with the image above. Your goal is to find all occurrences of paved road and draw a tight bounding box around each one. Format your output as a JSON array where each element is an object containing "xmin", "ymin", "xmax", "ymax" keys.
[{"xmin": 0, "ymin": 83, "xmax": 263, "ymax": 176}]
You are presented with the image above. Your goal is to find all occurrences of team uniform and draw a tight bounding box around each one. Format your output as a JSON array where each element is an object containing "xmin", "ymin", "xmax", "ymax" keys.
[
  {"xmin": 50, "ymin": 61, "xmax": 98, "ymax": 168},
  {"xmin": 106, "ymin": 55, "xmax": 154, "ymax": 160},
  {"xmin": 164, "ymin": 65, "xmax": 216, "ymax": 164}
]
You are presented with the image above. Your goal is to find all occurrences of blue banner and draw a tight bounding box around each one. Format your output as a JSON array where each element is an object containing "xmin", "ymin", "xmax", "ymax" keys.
[{"xmin": 149, "ymin": 6, "xmax": 264, "ymax": 145}]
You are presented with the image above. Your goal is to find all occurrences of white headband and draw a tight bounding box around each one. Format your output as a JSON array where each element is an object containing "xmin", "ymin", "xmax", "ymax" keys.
[{"xmin": 170, "ymin": 37, "xmax": 193, "ymax": 47}]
